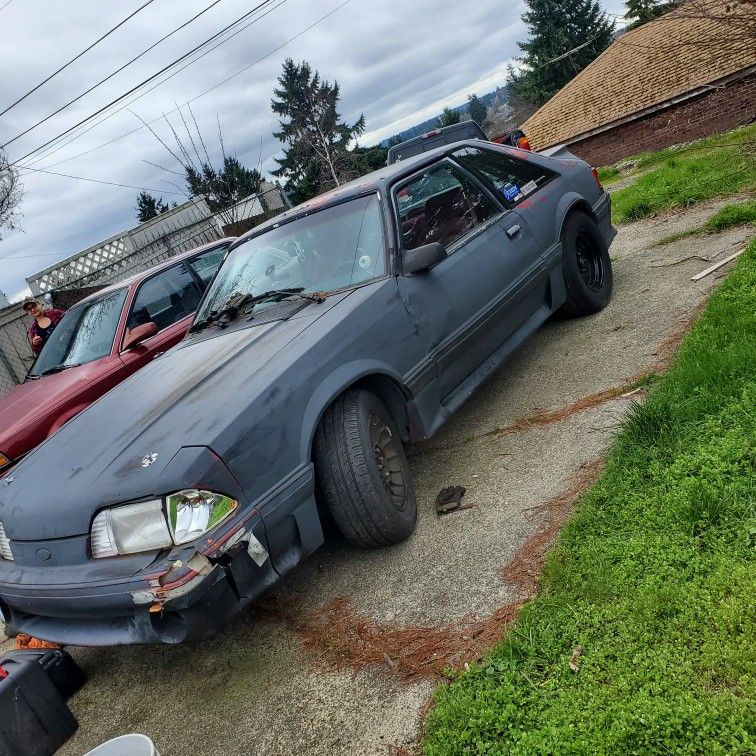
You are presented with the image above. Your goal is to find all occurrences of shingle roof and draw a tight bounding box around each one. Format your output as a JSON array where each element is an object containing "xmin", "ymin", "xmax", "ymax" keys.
[{"xmin": 522, "ymin": 0, "xmax": 756, "ymax": 150}]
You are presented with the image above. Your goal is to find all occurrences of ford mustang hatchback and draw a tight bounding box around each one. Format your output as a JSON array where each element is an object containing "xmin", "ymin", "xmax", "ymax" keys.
[{"xmin": 0, "ymin": 142, "xmax": 614, "ymax": 645}]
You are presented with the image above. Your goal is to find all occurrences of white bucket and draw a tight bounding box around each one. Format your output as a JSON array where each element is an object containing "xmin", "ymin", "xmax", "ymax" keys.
[{"xmin": 84, "ymin": 733, "xmax": 160, "ymax": 756}]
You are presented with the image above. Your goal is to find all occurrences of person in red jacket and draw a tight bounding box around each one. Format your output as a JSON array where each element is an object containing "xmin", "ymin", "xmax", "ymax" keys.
[{"xmin": 23, "ymin": 299, "xmax": 66, "ymax": 354}]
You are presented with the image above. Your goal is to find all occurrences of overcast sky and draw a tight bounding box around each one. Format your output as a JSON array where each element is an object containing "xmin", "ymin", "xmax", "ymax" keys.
[{"xmin": 0, "ymin": 0, "xmax": 626, "ymax": 300}]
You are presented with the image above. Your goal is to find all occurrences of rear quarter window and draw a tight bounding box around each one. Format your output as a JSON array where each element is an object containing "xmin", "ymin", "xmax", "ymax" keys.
[{"xmin": 453, "ymin": 146, "xmax": 557, "ymax": 207}]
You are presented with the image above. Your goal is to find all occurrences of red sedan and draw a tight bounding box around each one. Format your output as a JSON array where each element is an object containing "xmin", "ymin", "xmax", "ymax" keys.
[{"xmin": 0, "ymin": 238, "xmax": 234, "ymax": 472}]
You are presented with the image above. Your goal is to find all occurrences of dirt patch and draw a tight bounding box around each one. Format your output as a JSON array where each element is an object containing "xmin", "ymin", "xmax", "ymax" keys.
[
  {"xmin": 257, "ymin": 595, "xmax": 522, "ymax": 683},
  {"xmin": 253, "ymin": 458, "xmax": 607, "ymax": 688},
  {"xmin": 502, "ymin": 459, "xmax": 605, "ymax": 594}
]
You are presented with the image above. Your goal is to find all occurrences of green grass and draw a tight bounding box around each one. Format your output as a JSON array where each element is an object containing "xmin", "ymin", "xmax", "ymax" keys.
[
  {"xmin": 597, "ymin": 165, "xmax": 621, "ymax": 185},
  {"xmin": 605, "ymin": 124, "xmax": 756, "ymax": 223},
  {"xmin": 423, "ymin": 239, "xmax": 756, "ymax": 756},
  {"xmin": 704, "ymin": 199, "xmax": 756, "ymax": 233},
  {"xmin": 655, "ymin": 199, "xmax": 756, "ymax": 246}
]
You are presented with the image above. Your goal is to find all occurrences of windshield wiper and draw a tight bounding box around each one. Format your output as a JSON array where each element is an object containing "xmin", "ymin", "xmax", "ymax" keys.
[
  {"xmin": 33, "ymin": 362, "xmax": 81, "ymax": 377},
  {"xmin": 189, "ymin": 288, "xmax": 326, "ymax": 333}
]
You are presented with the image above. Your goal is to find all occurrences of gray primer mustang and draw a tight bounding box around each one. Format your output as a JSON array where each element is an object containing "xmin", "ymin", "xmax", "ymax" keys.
[{"xmin": 0, "ymin": 141, "xmax": 615, "ymax": 645}]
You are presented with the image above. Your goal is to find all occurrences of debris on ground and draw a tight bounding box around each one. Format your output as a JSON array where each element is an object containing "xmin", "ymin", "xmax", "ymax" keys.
[
  {"xmin": 15, "ymin": 634, "xmax": 60, "ymax": 650},
  {"xmin": 569, "ymin": 645, "xmax": 583, "ymax": 673},
  {"xmin": 691, "ymin": 247, "xmax": 744, "ymax": 280},
  {"xmin": 435, "ymin": 485, "xmax": 469, "ymax": 515}
]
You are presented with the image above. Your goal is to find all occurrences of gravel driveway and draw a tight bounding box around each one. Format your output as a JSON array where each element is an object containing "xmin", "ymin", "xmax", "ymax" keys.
[{"xmin": 3, "ymin": 200, "xmax": 752, "ymax": 756}]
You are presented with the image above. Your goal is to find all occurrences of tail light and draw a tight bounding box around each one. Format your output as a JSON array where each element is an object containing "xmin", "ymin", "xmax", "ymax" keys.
[
  {"xmin": 516, "ymin": 135, "xmax": 532, "ymax": 151},
  {"xmin": 592, "ymin": 167, "xmax": 603, "ymax": 189}
]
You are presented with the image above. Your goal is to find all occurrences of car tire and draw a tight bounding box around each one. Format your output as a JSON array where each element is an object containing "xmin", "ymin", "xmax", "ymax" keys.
[
  {"xmin": 559, "ymin": 210, "xmax": 613, "ymax": 317},
  {"xmin": 314, "ymin": 389, "xmax": 417, "ymax": 549}
]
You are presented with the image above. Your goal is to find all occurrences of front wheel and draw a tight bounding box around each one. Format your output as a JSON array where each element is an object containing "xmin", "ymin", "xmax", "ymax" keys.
[
  {"xmin": 559, "ymin": 211, "xmax": 613, "ymax": 317},
  {"xmin": 314, "ymin": 389, "xmax": 417, "ymax": 549}
]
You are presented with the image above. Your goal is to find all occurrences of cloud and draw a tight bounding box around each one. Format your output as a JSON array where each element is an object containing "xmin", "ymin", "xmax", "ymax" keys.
[{"xmin": 0, "ymin": 0, "xmax": 626, "ymax": 297}]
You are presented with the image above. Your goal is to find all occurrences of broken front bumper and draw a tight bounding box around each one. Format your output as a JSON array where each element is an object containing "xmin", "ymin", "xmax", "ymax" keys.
[{"xmin": 0, "ymin": 526, "xmax": 279, "ymax": 646}]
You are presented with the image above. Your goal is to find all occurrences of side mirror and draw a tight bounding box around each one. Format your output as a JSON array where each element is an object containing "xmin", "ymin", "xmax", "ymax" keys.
[
  {"xmin": 402, "ymin": 242, "xmax": 447, "ymax": 275},
  {"xmin": 122, "ymin": 321, "xmax": 158, "ymax": 351}
]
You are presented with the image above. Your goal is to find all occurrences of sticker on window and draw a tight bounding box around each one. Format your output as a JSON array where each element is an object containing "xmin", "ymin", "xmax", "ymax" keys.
[
  {"xmin": 521, "ymin": 180, "xmax": 538, "ymax": 195},
  {"xmin": 503, "ymin": 185, "xmax": 520, "ymax": 202}
]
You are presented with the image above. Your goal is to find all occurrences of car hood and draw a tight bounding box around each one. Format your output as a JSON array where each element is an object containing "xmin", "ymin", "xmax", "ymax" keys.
[
  {"xmin": 0, "ymin": 363, "xmax": 106, "ymax": 457},
  {"xmin": 0, "ymin": 299, "xmax": 341, "ymax": 540}
]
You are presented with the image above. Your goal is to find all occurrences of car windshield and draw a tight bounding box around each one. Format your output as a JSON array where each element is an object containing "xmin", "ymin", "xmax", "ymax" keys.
[
  {"xmin": 28, "ymin": 288, "xmax": 128, "ymax": 377},
  {"xmin": 194, "ymin": 194, "xmax": 386, "ymax": 324}
]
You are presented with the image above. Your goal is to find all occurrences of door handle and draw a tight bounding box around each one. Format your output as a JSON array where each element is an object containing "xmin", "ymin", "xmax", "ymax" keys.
[{"xmin": 506, "ymin": 224, "xmax": 522, "ymax": 239}]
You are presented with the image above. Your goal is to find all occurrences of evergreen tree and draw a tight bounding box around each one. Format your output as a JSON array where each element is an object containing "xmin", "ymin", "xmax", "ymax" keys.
[
  {"xmin": 271, "ymin": 58, "xmax": 365, "ymax": 204},
  {"xmin": 185, "ymin": 156, "xmax": 262, "ymax": 214},
  {"xmin": 352, "ymin": 144, "xmax": 389, "ymax": 175},
  {"xmin": 437, "ymin": 107, "xmax": 461, "ymax": 127},
  {"xmin": 467, "ymin": 94, "xmax": 487, "ymax": 127},
  {"xmin": 508, "ymin": 0, "xmax": 614, "ymax": 107},
  {"xmin": 625, "ymin": 0, "xmax": 681, "ymax": 28},
  {"xmin": 135, "ymin": 191, "xmax": 170, "ymax": 223}
]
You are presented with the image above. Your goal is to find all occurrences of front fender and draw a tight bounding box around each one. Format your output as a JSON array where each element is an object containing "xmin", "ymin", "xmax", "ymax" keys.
[
  {"xmin": 299, "ymin": 359, "xmax": 408, "ymax": 461},
  {"xmin": 47, "ymin": 403, "xmax": 91, "ymax": 437}
]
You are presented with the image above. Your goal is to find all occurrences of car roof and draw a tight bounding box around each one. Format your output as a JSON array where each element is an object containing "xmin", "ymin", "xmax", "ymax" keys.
[
  {"xmin": 75, "ymin": 236, "xmax": 236, "ymax": 305},
  {"xmin": 233, "ymin": 140, "xmax": 495, "ymax": 246}
]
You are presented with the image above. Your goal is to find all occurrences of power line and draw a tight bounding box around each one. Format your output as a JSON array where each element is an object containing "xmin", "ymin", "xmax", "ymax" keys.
[
  {"xmin": 0, "ymin": 0, "xmax": 15, "ymax": 14},
  {"xmin": 16, "ymin": 164, "xmax": 185, "ymax": 194},
  {"xmin": 0, "ymin": 0, "xmax": 157, "ymax": 118},
  {"xmin": 24, "ymin": 0, "xmax": 350, "ymax": 171},
  {"xmin": 2, "ymin": 0, "xmax": 225, "ymax": 148},
  {"xmin": 23, "ymin": 0, "xmax": 288, "ymax": 169},
  {"xmin": 7, "ymin": 0, "xmax": 279, "ymax": 162}
]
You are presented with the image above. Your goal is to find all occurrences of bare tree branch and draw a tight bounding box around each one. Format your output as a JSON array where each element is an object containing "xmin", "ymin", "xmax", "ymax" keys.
[{"xmin": 0, "ymin": 147, "xmax": 22, "ymax": 239}]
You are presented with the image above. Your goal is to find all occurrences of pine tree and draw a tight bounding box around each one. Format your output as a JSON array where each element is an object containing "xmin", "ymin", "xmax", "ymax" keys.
[
  {"xmin": 625, "ymin": 0, "xmax": 681, "ymax": 28},
  {"xmin": 271, "ymin": 59, "xmax": 365, "ymax": 204},
  {"xmin": 467, "ymin": 94, "xmax": 487, "ymax": 127},
  {"xmin": 508, "ymin": 0, "xmax": 614, "ymax": 107},
  {"xmin": 437, "ymin": 107, "xmax": 461, "ymax": 127},
  {"xmin": 135, "ymin": 191, "xmax": 170, "ymax": 223},
  {"xmin": 185, "ymin": 156, "xmax": 262, "ymax": 214},
  {"xmin": 352, "ymin": 144, "xmax": 389, "ymax": 175}
]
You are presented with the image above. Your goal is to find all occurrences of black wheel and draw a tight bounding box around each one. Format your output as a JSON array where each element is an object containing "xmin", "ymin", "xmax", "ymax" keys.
[
  {"xmin": 559, "ymin": 211, "xmax": 613, "ymax": 317},
  {"xmin": 314, "ymin": 389, "xmax": 417, "ymax": 548}
]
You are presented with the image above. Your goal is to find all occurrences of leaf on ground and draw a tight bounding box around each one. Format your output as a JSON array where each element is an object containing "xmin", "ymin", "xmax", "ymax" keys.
[{"xmin": 569, "ymin": 645, "xmax": 583, "ymax": 673}]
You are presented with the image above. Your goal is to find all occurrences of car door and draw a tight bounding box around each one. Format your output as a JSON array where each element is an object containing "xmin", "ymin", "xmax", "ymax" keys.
[
  {"xmin": 119, "ymin": 261, "xmax": 204, "ymax": 374},
  {"xmin": 395, "ymin": 158, "xmax": 540, "ymax": 400}
]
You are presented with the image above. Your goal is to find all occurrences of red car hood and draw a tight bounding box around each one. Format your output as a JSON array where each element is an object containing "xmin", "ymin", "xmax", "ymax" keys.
[{"xmin": 0, "ymin": 362, "xmax": 111, "ymax": 459}]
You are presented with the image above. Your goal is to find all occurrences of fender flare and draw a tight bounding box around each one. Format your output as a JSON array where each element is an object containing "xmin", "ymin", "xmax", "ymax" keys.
[
  {"xmin": 299, "ymin": 359, "xmax": 410, "ymax": 461},
  {"xmin": 555, "ymin": 192, "xmax": 596, "ymax": 243}
]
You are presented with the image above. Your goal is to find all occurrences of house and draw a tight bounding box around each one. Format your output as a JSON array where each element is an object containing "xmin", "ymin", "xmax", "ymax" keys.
[{"xmin": 521, "ymin": 0, "xmax": 756, "ymax": 166}]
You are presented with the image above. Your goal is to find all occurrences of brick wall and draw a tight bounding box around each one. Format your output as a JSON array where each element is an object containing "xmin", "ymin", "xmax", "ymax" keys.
[{"xmin": 566, "ymin": 74, "xmax": 755, "ymax": 167}]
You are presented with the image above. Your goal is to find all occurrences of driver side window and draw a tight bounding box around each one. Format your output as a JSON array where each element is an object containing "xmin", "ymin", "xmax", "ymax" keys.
[
  {"xmin": 128, "ymin": 263, "xmax": 202, "ymax": 334},
  {"xmin": 396, "ymin": 163, "xmax": 497, "ymax": 252}
]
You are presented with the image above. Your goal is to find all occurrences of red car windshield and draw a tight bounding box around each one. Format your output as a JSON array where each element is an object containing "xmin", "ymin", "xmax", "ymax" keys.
[{"xmin": 28, "ymin": 288, "xmax": 128, "ymax": 378}]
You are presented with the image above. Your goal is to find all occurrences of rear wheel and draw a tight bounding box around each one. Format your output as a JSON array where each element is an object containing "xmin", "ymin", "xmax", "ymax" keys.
[
  {"xmin": 314, "ymin": 389, "xmax": 417, "ymax": 548},
  {"xmin": 560, "ymin": 211, "xmax": 613, "ymax": 317}
]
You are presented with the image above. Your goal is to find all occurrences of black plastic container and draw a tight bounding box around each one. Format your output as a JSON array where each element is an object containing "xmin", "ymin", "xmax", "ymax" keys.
[
  {"xmin": 0, "ymin": 657, "xmax": 78, "ymax": 756},
  {"xmin": 1, "ymin": 649, "xmax": 86, "ymax": 700}
]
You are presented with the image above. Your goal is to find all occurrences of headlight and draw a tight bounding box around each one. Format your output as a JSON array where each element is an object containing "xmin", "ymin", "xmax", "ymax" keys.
[
  {"xmin": 0, "ymin": 521, "xmax": 14, "ymax": 561},
  {"xmin": 167, "ymin": 490, "xmax": 237, "ymax": 545},
  {"xmin": 0, "ymin": 453, "xmax": 11, "ymax": 470},
  {"xmin": 91, "ymin": 490, "xmax": 237, "ymax": 559}
]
